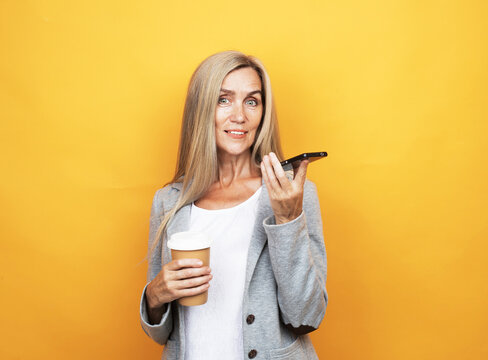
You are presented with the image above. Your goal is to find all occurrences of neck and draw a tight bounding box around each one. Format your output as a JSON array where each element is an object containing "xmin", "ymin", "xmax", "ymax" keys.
[{"xmin": 217, "ymin": 150, "xmax": 260, "ymax": 188}]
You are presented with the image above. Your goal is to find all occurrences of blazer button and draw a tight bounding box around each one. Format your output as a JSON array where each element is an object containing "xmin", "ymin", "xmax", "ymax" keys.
[
  {"xmin": 248, "ymin": 349, "xmax": 257, "ymax": 358},
  {"xmin": 246, "ymin": 314, "xmax": 255, "ymax": 324}
]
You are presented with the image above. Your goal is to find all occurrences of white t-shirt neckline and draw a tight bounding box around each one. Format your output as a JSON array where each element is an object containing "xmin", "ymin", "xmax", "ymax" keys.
[{"xmin": 191, "ymin": 186, "xmax": 262, "ymax": 213}]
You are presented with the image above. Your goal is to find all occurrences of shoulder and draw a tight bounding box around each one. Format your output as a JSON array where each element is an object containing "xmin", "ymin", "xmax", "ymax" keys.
[
  {"xmin": 155, "ymin": 182, "xmax": 182, "ymax": 200},
  {"xmin": 151, "ymin": 182, "xmax": 183, "ymax": 211}
]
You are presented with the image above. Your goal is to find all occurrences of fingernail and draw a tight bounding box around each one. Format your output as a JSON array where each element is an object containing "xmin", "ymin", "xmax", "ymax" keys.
[{"xmin": 197, "ymin": 260, "xmax": 203, "ymax": 266}]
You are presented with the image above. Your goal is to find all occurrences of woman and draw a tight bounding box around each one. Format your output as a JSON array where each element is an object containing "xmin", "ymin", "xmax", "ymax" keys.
[{"xmin": 140, "ymin": 51, "xmax": 327, "ymax": 359}]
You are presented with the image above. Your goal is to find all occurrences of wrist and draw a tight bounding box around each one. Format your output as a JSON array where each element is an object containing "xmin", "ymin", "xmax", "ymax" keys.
[
  {"xmin": 146, "ymin": 282, "xmax": 160, "ymax": 309},
  {"xmin": 274, "ymin": 209, "xmax": 304, "ymax": 225},
  {"xmin": 145, "ymin": 298, "xmax": 167, "ymax": 325},
  {"xmin": 275, "ymin": 214, "xmax": 298, "ymax": 224}
]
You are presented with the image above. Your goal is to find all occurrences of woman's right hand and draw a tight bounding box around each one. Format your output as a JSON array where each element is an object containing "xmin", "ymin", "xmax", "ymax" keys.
[{"xmin": 146, "ymin": 258, "xmax": 212, "ymax": 314}]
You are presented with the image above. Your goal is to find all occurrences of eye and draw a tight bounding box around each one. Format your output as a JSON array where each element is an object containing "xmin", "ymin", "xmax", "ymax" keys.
[
  {"xmin": 218, "ymin": 97, "xmax": 230, "ymax": 104},
  {"xmin": 246, "ymin": 99, "xmax": 258, "ymax": 106}
]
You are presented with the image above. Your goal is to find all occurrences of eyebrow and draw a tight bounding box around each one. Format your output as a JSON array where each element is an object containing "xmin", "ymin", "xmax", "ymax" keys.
[{"xmin": 220, "ymin": 88, "xmax": 262, "ymax": 97}]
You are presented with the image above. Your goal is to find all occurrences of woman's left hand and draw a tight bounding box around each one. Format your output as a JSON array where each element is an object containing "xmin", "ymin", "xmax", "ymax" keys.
[{"xmin": 261, "ymin": 152, "xmax": 309, "ymax": 224}]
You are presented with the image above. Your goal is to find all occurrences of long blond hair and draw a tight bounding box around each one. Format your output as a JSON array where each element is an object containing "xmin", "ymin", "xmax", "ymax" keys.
[{"xmin": 151, "ymin": 50, "xmax": 283, "ymax": 255}]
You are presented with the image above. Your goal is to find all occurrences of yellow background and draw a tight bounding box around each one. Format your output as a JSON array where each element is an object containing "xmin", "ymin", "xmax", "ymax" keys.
[{"xmin": 1, "ymin": 0, "xmax": 487, "ymax": 359}]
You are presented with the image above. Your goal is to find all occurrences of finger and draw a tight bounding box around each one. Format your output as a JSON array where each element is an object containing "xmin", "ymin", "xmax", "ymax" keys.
[
  {"xmin": 167, "ymin": 258, "xmax": 204, "ymax": 271},
  {"xmin": 172, "ymin": 266, "xmax": 211, "ymax": 281},
  {"xmin": 293, "ymin": 159, "xmax": 309, "ymax": 186},
  {"xmin": 269, "ymin": 152, "xmax": 292, "ymax": 190},
  {"xmin": 260, "ymin": 160, "xmax": 269, "ymax": 185},
  {"xmin": 174, "ymin": 273, "xmax": 213, "ymax": 290},
  {"xmin": 260, "ymin": 161, "xmax": 274, "ymax": 195},
  {"xmin": 262, "ymin": 155, "xmax": 282, "ymax": 191},
  {"xmin": 177, "ymin": 282, "xmax": 211, "ymax": 298}
]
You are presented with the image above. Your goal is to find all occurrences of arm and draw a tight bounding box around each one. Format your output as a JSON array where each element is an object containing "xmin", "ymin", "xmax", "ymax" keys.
[
  {"xmin": 263, "ymin": 181, "xmax": 327, "ymax": 334},
  {"xmin": 140, "ymin": 188, "xmax": 173, "ymax": 345},
  {"xmin": 261, "ymin": 153, "xmax": 328, "ymax": 334}
]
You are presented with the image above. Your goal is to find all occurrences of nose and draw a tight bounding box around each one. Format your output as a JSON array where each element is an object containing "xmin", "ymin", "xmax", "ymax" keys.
[{"xmin": 231, "ymin": 103, "xmax": 245, "ymax": 123}]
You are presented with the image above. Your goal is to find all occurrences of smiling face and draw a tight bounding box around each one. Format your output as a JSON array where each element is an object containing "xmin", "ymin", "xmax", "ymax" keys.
[{"xmin": 215, "ymin": 66, "xmax": 263, "ymax": 158}]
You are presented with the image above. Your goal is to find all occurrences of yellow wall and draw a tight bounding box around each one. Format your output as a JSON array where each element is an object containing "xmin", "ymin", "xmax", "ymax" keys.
[{"xmin": 1, "ymin": 1, "xmax": 487, "ymax": 359}]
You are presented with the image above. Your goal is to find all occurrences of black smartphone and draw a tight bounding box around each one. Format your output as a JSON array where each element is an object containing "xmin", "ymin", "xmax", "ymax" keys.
[{"xmin": 280, "ymin": 152, "xmax": 328, "ymax": 170}]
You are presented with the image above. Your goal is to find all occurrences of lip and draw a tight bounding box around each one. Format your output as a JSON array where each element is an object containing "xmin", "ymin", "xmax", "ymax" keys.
[{"xmin": 224, "ymin": 129, "xmax": 248, "ymax": 139}]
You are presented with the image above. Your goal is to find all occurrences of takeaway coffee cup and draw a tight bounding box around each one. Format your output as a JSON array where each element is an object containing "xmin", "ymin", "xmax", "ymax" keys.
[{"xmin": 167, "ymin": 231, "xmax": 211, "ymax": 306}]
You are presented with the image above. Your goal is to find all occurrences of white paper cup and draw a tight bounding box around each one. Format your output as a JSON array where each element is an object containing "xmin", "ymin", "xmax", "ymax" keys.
[{"xmin": 168, "ymin": 231, "xmax": 211, "ymax": 306}]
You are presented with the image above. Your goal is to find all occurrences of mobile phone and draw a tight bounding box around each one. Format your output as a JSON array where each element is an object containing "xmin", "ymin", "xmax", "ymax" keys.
[{"xmin": 280, "ymin": 152, "xmax": 328, "ymax": 171}]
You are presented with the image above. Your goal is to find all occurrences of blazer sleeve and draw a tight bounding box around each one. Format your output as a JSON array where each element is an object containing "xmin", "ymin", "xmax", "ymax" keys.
[
  {"xmin": 139, "ymin": 187, "xmax": 174, "ymax": 345},
  {"xmin": 262, "ymin": 180, "xmax": 328, "ymax": 334}
]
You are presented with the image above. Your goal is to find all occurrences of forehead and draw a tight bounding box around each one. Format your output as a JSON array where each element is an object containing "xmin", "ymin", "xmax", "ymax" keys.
[{"xmin": 221, "ymin": 67, "xmax": 262, "ymax": 90}]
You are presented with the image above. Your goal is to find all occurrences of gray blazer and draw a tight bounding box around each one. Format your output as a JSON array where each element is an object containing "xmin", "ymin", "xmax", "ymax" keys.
[{"xmin": 140, "ymin": 179, "xmax": 328, "ymax": 359}]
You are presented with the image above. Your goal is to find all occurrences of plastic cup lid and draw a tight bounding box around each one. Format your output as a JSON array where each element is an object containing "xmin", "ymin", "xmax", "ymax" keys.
[{"xmin": 167, "ymin": 231, "xmax": 211, "ymax": 251}]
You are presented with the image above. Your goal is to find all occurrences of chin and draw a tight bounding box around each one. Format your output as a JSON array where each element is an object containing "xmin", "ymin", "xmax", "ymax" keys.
[{"xmin": 218, "ymin": 145, "xmax": 252, "ymax": 157}]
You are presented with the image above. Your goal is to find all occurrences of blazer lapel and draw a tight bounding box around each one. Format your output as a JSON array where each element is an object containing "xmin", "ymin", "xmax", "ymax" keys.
[{"xmin": 244, "ymin": 181, "xmax": 272, "ymax": 292}]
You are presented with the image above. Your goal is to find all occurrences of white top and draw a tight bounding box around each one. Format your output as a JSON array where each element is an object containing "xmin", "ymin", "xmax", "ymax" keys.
[{"xmin": 183, "ymin": 186, "xmax": 262, "ymax": 360}]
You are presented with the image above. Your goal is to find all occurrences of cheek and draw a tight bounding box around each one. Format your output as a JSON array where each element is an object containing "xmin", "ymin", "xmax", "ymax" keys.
[
  {"xmin": 249, "ymin": 109, "xmax": 263, "ymax": 130},
  {"xmin": 214, "ymin": 108, "xmax": 225, "ymax": 127},
  {"xmin": 248, "ymin": 121, "xmax": 261, "ymax": 144}
]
